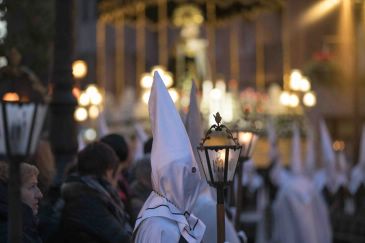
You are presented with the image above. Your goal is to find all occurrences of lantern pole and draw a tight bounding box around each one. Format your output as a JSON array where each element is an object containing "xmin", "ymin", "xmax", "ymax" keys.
[
  {"xmin": 216, "ymin": 184, "xmax": 225, "ymax": 243},
  {"xmin": 234, "ymin": 156, "xmax": 249, "ymax": 229},
  {"xmin": 7, "ymin": 155, "xmax": 23, "ymax": 243}
]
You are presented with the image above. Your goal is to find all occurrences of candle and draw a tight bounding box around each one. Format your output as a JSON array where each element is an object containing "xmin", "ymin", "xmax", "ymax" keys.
[{"xmin": 214, "ymin": 151, "xmax": 225, "ymax": 181}]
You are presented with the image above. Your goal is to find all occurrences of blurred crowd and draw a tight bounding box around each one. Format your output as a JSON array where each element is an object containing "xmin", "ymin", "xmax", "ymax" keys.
[
  {"xmin": 1, "ymin": 73, "xmax": 365, "ymax": 243},
  {"xmin": 1, "ymin": 123, "xmax": 365, "ymax": 243}
]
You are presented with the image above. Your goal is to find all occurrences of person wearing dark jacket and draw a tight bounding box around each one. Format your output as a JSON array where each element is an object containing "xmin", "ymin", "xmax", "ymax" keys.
[
  {"xmin": 100, "ymin": 134, "xmax": 132, "ymax": 203},
  {"xmin": 60, "ymin": 142, "xmax": 132, "ymax": 243},
  {"xmin": 0, "ymin": 161, "xmax": 43, "ymax": 243}
]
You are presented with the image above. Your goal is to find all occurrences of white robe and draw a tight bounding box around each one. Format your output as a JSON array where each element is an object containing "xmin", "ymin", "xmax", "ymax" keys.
[
  {"xmin": 134, "ymin": 217, "xmax": 181, "ymax": 243},
  {"xmin": 349, "ymin": 164, "xmax": 365, "ymax": 194},
  {"xmin": 192, "ymin": 194, "xmax": 240, "ymax": 243},
  {"xmin": 272, "ymin": 176, "xmax": 332, "ymax": 243}
]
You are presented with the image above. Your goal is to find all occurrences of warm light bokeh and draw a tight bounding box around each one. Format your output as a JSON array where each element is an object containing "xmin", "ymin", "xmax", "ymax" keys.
[
  {"xmin": 74, "ymin": 107, "xmax": 88, "ymax": 121},
  {"xmin": 238, "ymin": 132, "xmax": 253, "ymax": 145},
  {"xmin": 303, "ymin": 92, "xmax": 317, "ymax": 107},
  {"xmin": 72, "ymin": 60, "xmax": 88, "ymax": 79},
  {"xmin": 3, "ymin": 92, "xmax": 20, "ymax": 102},
  {"xmin": 298, "ymin": 0, "xmax": 341, "ymax": 27}
]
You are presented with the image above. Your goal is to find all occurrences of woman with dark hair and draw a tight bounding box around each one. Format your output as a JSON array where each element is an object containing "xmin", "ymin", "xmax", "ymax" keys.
[
  {"xmin": 60, "ymin": 142, "xmax": 132, "ymax": 243},
  {"xmin": 100, "ymin": 133, "xmax": 134, "ymax": 223}
]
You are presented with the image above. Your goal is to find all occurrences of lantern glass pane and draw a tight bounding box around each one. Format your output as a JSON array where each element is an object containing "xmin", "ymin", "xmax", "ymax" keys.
[
  {"xmin": 239, "ymin": 132, "xmax": 258, "ymax": 158},
  {"xmin": 207, "ymin": 148, "xmax": 226, "ymax": 183},
  {"xmin": 0, "ymin": 104, "xmax": 5, "ymax": 154},
  {"xmin": 226, "ymin": 147, "xmax": 241, "ymax": 182},
  {"xmin": 5, "ymin": 103, "xmax": 35, "ymax": 155},
  {"xmin": 29, "ymin": 104, "xmax": 48, "ymax": 154},
  {"xmin": 197, "ymin": 148, "xmax": 211, "ymax": 183}
]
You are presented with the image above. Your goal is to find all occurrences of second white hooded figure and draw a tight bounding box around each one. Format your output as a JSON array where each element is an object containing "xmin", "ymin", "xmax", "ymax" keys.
[{"xmin": 133, "ymin": 72, "xmax": 206, "ymax": 243}]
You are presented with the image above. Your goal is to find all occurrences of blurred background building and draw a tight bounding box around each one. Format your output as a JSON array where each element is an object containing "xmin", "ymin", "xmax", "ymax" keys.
[
  {"xmin": 72, "ymin": 0, "xmax": 365, "ymax": 163},
  {"xmin": 1, "ymin": 0, "xmax": 364, "ymax": 167}
]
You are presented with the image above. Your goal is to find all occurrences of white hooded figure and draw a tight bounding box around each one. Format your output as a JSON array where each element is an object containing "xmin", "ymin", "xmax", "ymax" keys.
[
  {"xmin": 133, "ymin": 122, "xmax": 149, "ymax": 162},
  {"xmin": 133, "ymin": 72, "xmax": 206, "ymax": 243},
  {"xmin": 97, "ymin": 110, "xmax": 110, "ymax": 138},
  {"xmin": 270, "ymin": 121, "xmax": 332, "ymax": 243},
  {"xmin": 185, "ymin": 81, "xmax": 241, "ymax": 243},
  {"xmin": 271, "ymin": 175, "xmax": 332, "ymax": 243},
  {"xmin": 313, "ymin": 119, "xmax": 337, "ymax": 193},
  {"xmin": 349, "ymin": 124, "xmax": 365, "ymax": 194}
]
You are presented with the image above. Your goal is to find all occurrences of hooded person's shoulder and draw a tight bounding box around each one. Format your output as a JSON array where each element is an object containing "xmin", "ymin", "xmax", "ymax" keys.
[{"xmin": 135, "ymin": 217, "xmax": 180, "ymax": 243}]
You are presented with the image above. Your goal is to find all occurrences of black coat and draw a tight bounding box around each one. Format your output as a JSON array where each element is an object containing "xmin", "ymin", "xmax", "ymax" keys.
[
  {"xmin": 60, "ymin": 176, "xmax": 132, "ymax": 243},
  {"xmin": 0, "ymin": 180, "xmax": 42, "ymax": 243}
]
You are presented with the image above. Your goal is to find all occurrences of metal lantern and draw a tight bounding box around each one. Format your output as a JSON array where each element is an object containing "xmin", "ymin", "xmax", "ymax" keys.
[
  {"xmin": 196, "ymin": 112, "xmax": 241, "ymax": 243},
  {"xmin": 232, "ymin": 113, "xmax": 259, "ymax": 229},
  {"xmin": 236, "ymin": 130, "xmax": 259, "ymax": 160},
  {"xmin": 0, "ymin": 101, "xmax": 48, "ymax": 157},
  {"xmin": 197, "ymin": 112, "xmax": 242, "ymax": 187},
  {"xmin": 0, "ymin": 100, "xmax": 47, "ymax": 243}
]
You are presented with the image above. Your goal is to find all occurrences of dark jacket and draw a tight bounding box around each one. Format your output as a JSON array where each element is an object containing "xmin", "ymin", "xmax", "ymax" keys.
[
  {"xmin": 0, "ymin": 180, "xmax": 42, "ymax": 243},
  {"xmin": 60, "ymin": 175, "xmax": 132, "ymax": 243}
]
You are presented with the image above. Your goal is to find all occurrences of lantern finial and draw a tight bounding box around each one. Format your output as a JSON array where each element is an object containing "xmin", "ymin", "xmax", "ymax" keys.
[
  {"xmin": 200, "ymin": 112, "xmax": 239, "ymax": 147},
  {"xmin": 213, "ymin": 112, "xmax": 222, "ymax": 125}
]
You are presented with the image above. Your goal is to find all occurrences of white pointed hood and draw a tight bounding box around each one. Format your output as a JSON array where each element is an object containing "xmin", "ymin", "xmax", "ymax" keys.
[
  {"xmin": 320, "ymin": 119, "xmax": 335, "ymax": 164},
  {"xmin": 185, "ymin": 80, "xmax": 203, "ymax": 175},
  {"xmin": 291, "ymin": 123, "xmax": 303, "ymax": 175},
  {"xmin": 184, "ymin": 81, "xmax": 215, "ymax": 200},
  {"xmin": 97, "ymin": 110, "xmax": 109, "ymax": 138},
  {"xmin": 77, "ymin": 133, "xmax": 86, "ymax": 151},
  {"xmin": 349, "ymin": 124, "xmax": 365, "ymax": 193},
  {"xmin": 359, "ymin": 124, "xmax": 365, "ymax": 166},
  {"xmin": 319, "ymin": 119, "xmax": 337, "ymax": 193},
  {"xmin": 133, "ymin": 122, "xmax": 149, "ymax": 161},
  {"xmin": 267, "ymin": 119, "xmax": 279, "ymax": 162},
  {"xmin": 134, "ymin": 72, "xmax": 205, "ymax": 243},
  {"xmin": 305, "ymin": 125, "xmax": 316, "ymax": 177}
]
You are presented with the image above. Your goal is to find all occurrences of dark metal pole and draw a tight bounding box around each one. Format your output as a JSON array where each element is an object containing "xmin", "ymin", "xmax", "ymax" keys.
[
  {"xmin": 234, "ymin": 162, "xmax": 242, "ymax": 229},
  {"xmin": 50, "ymin": 0, "xmax": 78, "ymax": 184},
  {"xmin": 8, "ymin": 156, "xmax": 23, "ymax": 243},
  {"xmin": 216, "ymin": 185, "xmax": 225, "ymax": 243},
  {"xmin": 235, "ymin": 157, "xmax": 248, "ymax": 230}
]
